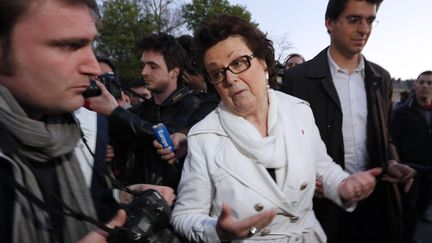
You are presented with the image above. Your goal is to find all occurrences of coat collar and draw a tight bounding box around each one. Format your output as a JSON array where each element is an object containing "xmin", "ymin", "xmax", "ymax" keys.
[{"xmin": 212, "ymin": 98, "xmax": 312, "ymax": 216}]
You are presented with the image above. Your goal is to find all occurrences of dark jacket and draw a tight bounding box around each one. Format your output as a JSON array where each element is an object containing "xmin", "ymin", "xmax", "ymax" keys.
[
  {"xmin": 281, "ymin": 47, "xmax": 402, "ymax": 243},
  {"xmin": 109, "ymin": 86, "xmax": 199, "ymax": 189},
  {"xmin": 390, "ymin": 96, "xmax": 432, "ymax": 168}
]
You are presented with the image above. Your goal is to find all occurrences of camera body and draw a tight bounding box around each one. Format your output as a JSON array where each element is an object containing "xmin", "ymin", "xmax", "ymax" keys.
[
  {"xmin": 185, "ymin": 57, "xmax": 200, "ymax": 75},
  {"xmin": 109, "ymin": 189, "xmax": 171, "ymax": 242},
  {"xmin": 82, "ymin": 72, "xmax": 122, "ymax": 98}
]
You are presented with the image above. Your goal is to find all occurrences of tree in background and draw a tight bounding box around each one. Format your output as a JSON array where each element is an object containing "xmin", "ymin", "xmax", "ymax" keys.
[
  {"xmin": 96, "ymin": 0, "xmax": 255, "ymax": 83},
  {"xmin": 138, "ymin": 0, "xmax": 184, "ymax": 34},
  {"xmin": 182, "ymin": 0, "xmax": 252, "ymax": 32},
  {"xmin": 96, "ymin": 0, "xmax": 152, "ymax": 83},
  {"xmin": 272, "ymin": 33, "xmax": 294, "ymax": 63}
]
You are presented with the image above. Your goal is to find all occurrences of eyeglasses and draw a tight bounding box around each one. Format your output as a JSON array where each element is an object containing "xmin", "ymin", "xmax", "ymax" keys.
[
  {"xmin": 341, "ymin": 15, "xmax": 379, "ymax": 27},
  {"xmin": 207, "ymin": 54, "xmax": 255, "ymax": 85}
]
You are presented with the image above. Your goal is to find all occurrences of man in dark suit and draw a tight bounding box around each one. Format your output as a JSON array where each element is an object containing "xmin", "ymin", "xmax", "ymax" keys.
[{"xmin": 281, "ymin": 0, "xmax": 416, "ymax": 242}]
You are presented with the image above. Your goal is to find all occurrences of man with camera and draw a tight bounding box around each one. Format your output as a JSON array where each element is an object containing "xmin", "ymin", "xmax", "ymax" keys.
[{"xmin": 0, "ymin": 0, "xmax": 174, "ymax": 243}]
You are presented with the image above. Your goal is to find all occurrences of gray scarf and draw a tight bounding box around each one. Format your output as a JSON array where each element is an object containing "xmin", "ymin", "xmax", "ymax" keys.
[{"xmin": 0, "ymin": 85, "xmax": 97, "ymax": 243}]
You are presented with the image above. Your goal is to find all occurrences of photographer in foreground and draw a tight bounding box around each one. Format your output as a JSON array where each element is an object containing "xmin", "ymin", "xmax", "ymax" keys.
[{"xmin": 0, "ymin": 0, "xmax": 174, "ymax": 242}]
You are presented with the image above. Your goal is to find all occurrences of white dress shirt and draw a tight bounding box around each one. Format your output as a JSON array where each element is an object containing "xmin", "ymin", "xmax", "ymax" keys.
[
  {"xmin": 327, "ymin": 50, "xmax": 369, "ymax": 174},
  {"xmin": 74, "ymin": 107, "xmax": 97, "ymax": 188}
]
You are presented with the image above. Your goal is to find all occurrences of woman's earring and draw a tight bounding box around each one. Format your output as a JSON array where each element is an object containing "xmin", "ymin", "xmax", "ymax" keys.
[{"xmin": 265, "ymin": 72, "xmax": 269, "ymax": 81}]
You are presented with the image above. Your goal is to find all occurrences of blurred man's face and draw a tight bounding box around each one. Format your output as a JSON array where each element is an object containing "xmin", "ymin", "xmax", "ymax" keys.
[
  {"xmin": 0, "ymin": 0, "xmax": 100, "ymax": 119},
  {"xmin": 415, "ymin": 74, "xmax": 432, "ymax": 102},
  {"xmin": 130, "ymin": 86, "xmax": 152, "ymax": 106}
]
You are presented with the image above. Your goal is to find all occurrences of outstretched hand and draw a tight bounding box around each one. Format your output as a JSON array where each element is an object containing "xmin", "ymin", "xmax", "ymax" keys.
[
  {"xmin": 216, "ymin": 203, "xmax": 276, "ymax": 241},
  {"xmin": 338, "ymin": 167, "xmax": 382, "ymax": 206}
]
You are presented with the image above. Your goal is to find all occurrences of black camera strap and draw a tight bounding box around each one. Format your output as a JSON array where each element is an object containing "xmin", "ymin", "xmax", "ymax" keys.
[
  {"xmin": 4, "ymin": 172, "xmax": 142, "ymax": 240},
  {"xmin": 79, "ymin": 130, "xmax": 139, "ymax": 197}
]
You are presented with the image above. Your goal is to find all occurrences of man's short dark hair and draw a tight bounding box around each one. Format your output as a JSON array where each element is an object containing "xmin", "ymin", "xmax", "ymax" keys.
[
  {"xmin": 325, "ymin": 0, "xmax": 383, "ymax": 20},
  {"xmin": 417, "ymin": 70, "xmax": 432, "ymax": 80},
  {"xmin": 0, "ymin": 0, "xmax": 99, "ymax": 75},
  {"xmin": 137, "ymin": 32, "xmax": 186, "ymax": 72}
]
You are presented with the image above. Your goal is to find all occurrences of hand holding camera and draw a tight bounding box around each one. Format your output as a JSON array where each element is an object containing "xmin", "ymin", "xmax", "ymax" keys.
[
  {"xmin": 83, "ymin": 79, "xmax": 119, "ymax": 116},
  {"xmin": 109, "ymin": 189, "xmax": 172, "ymax": 242}
]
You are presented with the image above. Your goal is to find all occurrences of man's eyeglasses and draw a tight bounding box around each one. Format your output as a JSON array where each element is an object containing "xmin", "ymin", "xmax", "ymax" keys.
[
  {"xmin": 207, "ymin": 54, "xmax": 255, "ymax": 85},
  {"xmin": 341, "ymin": 15, "xmax": 379, "ymax": 27}
]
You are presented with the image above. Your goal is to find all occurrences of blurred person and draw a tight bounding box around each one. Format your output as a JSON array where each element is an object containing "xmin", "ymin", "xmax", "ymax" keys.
[
  {"xmin": 127, "ymin": 79, "xmax": 152, "ymax": 106},
  {"xmin": 283, "ymin": 53, "xmax": 305, "ymax": 70},
  {"xmin": 96, "ymin": 57, "xmax": 131, "ymax": 109},
  {"xmin": 171, "ymin": 14, "xmax": 384, "ymax": 243},
  {"xmin": 177, "ymin": 34, "xmax": 220, "ymax": 130},
  {"xmin": 281, "ymin": 0, "xmax": 416, "ymax": 242},
  {"xmin": 393, "ymin": 90, "xmax": 411, "ymax": 110},
  {"xmin": 0, "ymin": 1, "xmax": 175, "ymax": 243},
  {"xmin": 390, "ymin": 70, "xmax": 432, "ymax": 243}
]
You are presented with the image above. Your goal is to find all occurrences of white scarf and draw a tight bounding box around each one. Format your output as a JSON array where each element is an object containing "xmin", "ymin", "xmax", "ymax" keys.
[{"xmin": 218, "ymin": 89, "xmax": 287, "ymax": 168}]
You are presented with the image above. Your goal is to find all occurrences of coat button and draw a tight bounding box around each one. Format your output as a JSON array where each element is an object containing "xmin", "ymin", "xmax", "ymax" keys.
[
  {"xmin": 260, "ymin": 228, "xmax": 271, "ymax": 236},
  {"xmin": 290, "ymin": 216, "xmax": 299, "ymax": 223},
  {"xmin": 300, "ymin": 182, "xmax": 308, "ymax": 190},
  {"xmin": 254, "ymin": 203, "xmax": 264, "ymax": 212}
]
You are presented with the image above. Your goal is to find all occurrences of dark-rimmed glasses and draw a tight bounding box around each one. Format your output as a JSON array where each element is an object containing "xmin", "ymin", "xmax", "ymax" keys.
[{"xmin": 207, "ymin": 54, "xmax": 255, "ymax": 85}]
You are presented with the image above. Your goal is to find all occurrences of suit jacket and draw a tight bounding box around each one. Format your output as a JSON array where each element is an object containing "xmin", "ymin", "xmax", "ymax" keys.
[
  {"xmin": 171, "ymin": 92, "xmax": 351, "ymax": 243},
  {"xmin": 281, "ymin": 47, "xmax": 402, "ymax": 243}
]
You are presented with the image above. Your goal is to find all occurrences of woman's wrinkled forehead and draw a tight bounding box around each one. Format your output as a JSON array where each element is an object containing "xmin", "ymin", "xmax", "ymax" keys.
[{"xmin": 203, "ymin": 36, "xmax": 251, "ymax": 66}]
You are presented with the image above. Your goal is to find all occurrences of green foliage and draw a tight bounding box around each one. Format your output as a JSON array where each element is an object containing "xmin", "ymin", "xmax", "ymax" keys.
[
  {"xmin": 182, "ymin": 0, "xmax": 252, "ymax": 32},
  {"xmin": 96, "ymin": 0, "xmax": 156, "ymax": 84},
  {"xmin": 95, "ymin": 0, "xmax": 254, "ymax": 83}
]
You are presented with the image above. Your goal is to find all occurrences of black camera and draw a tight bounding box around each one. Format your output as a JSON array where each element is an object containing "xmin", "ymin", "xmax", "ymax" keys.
[
  {"xmin": 82, "ymin": 72, "xmax": 122, "ymax": 99},
  {"xmin": 109, "ymin": 189, "xmax": 172, "ymax": 242},
  {"xmin": 185, "ymin": 57, "xmax": 200, "ymax": 75}
]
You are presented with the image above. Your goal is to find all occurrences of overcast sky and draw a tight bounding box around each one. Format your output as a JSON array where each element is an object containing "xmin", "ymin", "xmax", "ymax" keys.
[{"xmin": 228, "ymin": 0, "xmax": 431, "ymax": 80}]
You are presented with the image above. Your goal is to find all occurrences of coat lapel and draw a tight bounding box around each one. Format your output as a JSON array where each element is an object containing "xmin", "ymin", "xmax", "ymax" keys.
[{"xmin": 307, "ymin": 48, "xmax": 342, "ymax": 113}]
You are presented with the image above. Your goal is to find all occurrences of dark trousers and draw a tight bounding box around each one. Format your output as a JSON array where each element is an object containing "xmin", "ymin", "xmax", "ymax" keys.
[{"xmin": 315, "ymin": 181, "xmax": 402, "ymax": 243}]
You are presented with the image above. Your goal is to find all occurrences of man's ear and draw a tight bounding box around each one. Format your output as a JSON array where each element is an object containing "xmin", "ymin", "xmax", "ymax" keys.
[
  {"xmin": 325, "ymin": 18, "xmax": 334, "ymax": 34},
  {"xmin": 169, "ymin": 66, "xmax": 180, "ymax": 80}
]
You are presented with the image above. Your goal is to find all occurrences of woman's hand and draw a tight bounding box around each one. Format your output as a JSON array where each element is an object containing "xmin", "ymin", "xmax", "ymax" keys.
[
  {"xmin": 338, "ymin": 167, "xmax": 383, "ymax": 206},
  {"xmin": 77, "ymin": 209, "xmax": 126, "ymax": 243},
  {"xmin": 216, "ymin": 203, "xmax": 276, "ymax": 241}
]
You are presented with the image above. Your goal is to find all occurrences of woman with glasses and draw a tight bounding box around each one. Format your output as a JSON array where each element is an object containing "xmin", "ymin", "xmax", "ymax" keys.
[{"xmin": 171, "ymin": 14, "xmax": 382, "ymax": 243}]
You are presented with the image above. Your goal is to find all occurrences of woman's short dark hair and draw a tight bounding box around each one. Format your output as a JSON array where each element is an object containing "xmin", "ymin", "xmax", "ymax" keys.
[
  {"xmin": 194, "ymin": 14, "xmax": 276, "ymax": 85},
  {"xmin": 325, "ymin": 0, "xmax": 383, "ymax": 20}
]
